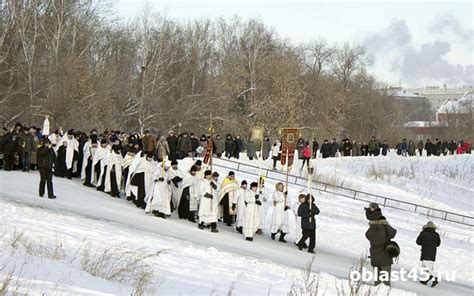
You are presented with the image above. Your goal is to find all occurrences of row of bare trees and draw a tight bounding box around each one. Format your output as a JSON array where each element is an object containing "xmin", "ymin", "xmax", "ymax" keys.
[{"xmin": 1, "ymin": 0, "xmax": 418, "ymax": 141}]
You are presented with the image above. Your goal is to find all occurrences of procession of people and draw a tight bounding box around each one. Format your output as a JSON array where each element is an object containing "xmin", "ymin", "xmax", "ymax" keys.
[{"xmin": 0, "ymin": 122, "xmax": 449, "ymax": 287}]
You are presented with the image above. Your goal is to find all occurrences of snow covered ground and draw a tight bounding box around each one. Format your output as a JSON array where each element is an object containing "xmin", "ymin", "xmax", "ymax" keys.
[{"xmin": 0, "ymin": 154, "xmax": 473, "ymax": 295}]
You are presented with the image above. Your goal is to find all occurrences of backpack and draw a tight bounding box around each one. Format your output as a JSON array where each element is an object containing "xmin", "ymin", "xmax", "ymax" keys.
[{"xmin": 384, "ymin": 225, "xmax": 400, "ymax": 258}]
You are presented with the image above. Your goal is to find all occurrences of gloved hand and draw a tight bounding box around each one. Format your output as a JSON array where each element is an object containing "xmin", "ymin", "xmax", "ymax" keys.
[
  {"xmin": 158, "ymin": 177, "xmax": 165, "ymax": 182},
  {"xmin": 204, "ymin": 193, "xmax": 213, "ymax": 199},
  {"xmin": 167, "ymin": 180, "xmax": 171, "ymax": 185},
  {"xmin": 284, "ymin": 205, "xmax": 290, "ymax": 211},
  {"xmin": 254, "ymin": 194, "xmax": 259, "ymax": 200},
  {"xmin": 244, "ymin": 201, "xmax": 248, "ymax": 206},
  {"xmin": 284, "ymin": 191, "xmax": 288, "ymax": 196},
  {"xmin": 211, "ymin": 182, "xmax": 217, "ymax": 190},
  {"xmin": 256, "ymin": 200, "xmax": 262, "ymax": 206}
]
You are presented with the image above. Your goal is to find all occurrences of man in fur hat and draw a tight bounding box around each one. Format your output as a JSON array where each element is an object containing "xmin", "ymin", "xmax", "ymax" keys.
[
  {"xmin": 416, "ymin": 221, "xmax": 441, "ymax": 287},
  {"xmin": 365, "ymin": 205, "xmax": 397, "ymax": 286}
]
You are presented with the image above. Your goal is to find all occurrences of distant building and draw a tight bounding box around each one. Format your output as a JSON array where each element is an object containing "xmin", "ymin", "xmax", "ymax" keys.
[
  {"xmin": 436, "ymin": 92, "xmax": 473, "ymax": 126},
  {"xmin": 405, "ymin": 85, "xmax": 474, "ymax": 112}
]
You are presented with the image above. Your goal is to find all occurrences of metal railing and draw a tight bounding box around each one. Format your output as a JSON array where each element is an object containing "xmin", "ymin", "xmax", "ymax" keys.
[{"xmin": 211, "ymin": 158, "xmax": 474, "ymax": 227}]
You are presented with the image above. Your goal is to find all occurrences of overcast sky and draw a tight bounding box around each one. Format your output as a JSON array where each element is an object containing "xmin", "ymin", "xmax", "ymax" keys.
[{"xmin": 114, "ymin": 0, "xmax": 473, "ymax": 88}]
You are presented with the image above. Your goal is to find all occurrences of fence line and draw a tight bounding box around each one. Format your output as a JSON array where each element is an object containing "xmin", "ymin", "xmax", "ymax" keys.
[{"xmin": 211, "ymin": 158, "xmax": 474, "ymax": 227}]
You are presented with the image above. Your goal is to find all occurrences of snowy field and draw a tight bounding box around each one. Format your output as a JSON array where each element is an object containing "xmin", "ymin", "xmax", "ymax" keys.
[{"xmin": 0, "ymin": 154, "xmax": 473, "ymax": 295}]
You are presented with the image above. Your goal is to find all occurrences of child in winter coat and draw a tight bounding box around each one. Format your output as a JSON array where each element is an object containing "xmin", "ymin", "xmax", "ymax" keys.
[{"xmin": 416, "ymin": 221, "xmax": 441, "ymax": 287}]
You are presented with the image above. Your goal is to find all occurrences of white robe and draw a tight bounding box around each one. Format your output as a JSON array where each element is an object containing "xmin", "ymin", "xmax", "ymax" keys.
[
  {"xmin": 80, "ymin": 141, "xmax": 97, "ymax": 180},
  {"xmin": 130, "ymin": 158, "xmax": 155, "ymax": 204},
  {"xmin": 292, "ymin": 201, "xmax": 302, "ymax": 243},
  {"xmin": 258, "ymin": 188, "xmax": 269, "ymax": 230},
  {"xmin": 179, "ymin": 174, "xmax": 199, "ymax": 210},
  {"xmin": 105, "ymin": 151, "xmax": 123, "ymax": 193},
  {"xmin": 94, "ymin": 146, "xmax": 110, "ymax": 187},
  {"xmin": 270, "ymin": 191, "xmax": 289, "ymax": 233},
  {"xmin": 235, "ymin": 188, "xmax": 248, "ymax": 228},
  {"xmin": 243, "ymin": 189, "xmax": 260, "ymax": 238},
  {"xmin": 124, "ymin": 152, "xmax": 142, "ymax": 197},
  {"xmin": 60, "ymin": 135, "xmax": 79, "ymax": 170},
  {"xmin": 145, "ymin": 167, "xmax": 172, "ymax": 215},
  {"xmin": 167, "ymin": 167, "xmax": 184, "ymax": 209},
  {"xmin": 48, "ymin": 134, "xmax": 61, "ymax": 152},
  {"xmin": 198, "ymin": 179, "xmax": 219, "ymax": 224}
]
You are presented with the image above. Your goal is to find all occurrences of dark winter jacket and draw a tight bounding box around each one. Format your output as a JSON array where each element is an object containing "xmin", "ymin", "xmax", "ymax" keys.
[
  {"xmin": 361, "ymin": 144, "xmax": 369, "ymax": 156},
  {"xmin": 167, "ymin": 135, "xmax": 178, "ymax": 152},
  {"xmin": 416, "ymin": 227, "xmax": 441, "ymax": 261},
  {"xmin": 246, "ymin": 141, "xmax": 257, "ymax": 159},
  {"xmin": 225, "ymin": 136, "xmax": 235, "ymax": 154},
  {"xmin": 298, "ymin": 202, "xmax": 320, "ymax": 230},
  {"xmin": 312, "ymin": 140, "xmax": 319, "ymax": 158},
  {"xmin": 142, "ymin": 134, "xmax": 157, "ymax": 153},
  {"xmin": 342, "ymin": 141, "xmax": 352, "ymax": 156},
  {"xmin": 297, "ymin": 139, "xmax": 305, "ymax": 158},
  {"xmin": 351, "ymin": 142, "xmax": 359, "ymax": 156},
  {"xmin": 365, "ymin": 219, "xmax": 397, "ymax": 267},
  {"xmin": 19, "ymin": 132, "xmax": 35, "ymax": 153},
  {"xmin": 330, "ymin": 143, "xmax": 338, "ymax": 157},
  {"xmin": 425, "ymin": 141, "xmax": 434, "ymax": 155},
  {"xmin": 190, "ymin": 137, "xmax": 199, "ymax": 152},
  {"xmin": 37, "ymin": 145, "xmax": 56, "ymax": 170},
  {"xmin": 262, "ymin": 139, "xmax": 271, "ymax": 159},
  {"xmin": 381, "ymin": 143, "xmax": 390, "ymax": 156},
  {"xmin": 214, "ymin": 137, "xmax": 225, "ymax": 155},
  {"xmin": 0, "ymin": 132, "xmax": 18, "ymax": 155},
  {"xmin": 368, "ymin": 139, "xmax": 379, "ymax": 153},
  {"xmin": 178, "ymin": 136, "xmax": 192, "ymax": 154},
  {"xmin": 321, "ymin": 143, "xmax": 331, "ymax": 158}
]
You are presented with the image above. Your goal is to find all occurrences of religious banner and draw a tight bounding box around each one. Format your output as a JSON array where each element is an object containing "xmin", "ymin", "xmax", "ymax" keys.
[
  {"xmin": 280, "ymin": 128, "xmax": 299, "ymax": 166},
  {"xmin": 203, "ymin": 138, "xmax": 213, "ymax": 164}
]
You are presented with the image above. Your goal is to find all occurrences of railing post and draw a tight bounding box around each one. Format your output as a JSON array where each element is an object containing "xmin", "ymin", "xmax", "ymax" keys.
[
  {"xmin": 384, "ymin": 198, "xmax": 387, "ymax": 206},
  {"xmin": 353, "ymin": 191, "xmax": 356, "ymax": 199},
  {"xmin": 414, "ymin": 205, "xmax": 417, "ymax": 212},
  {"xmin": 444, "ymin": 212, "xmax": 448, "ymax": 220}
]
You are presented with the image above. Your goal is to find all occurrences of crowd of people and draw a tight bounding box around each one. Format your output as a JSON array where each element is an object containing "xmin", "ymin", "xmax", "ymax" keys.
[{"xmin": 0, "ymin": 122, "xmax": 446, "ymax": 287}]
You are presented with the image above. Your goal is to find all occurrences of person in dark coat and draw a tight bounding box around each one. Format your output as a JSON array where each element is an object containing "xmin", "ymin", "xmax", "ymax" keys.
[
  {"xmin": 416, "ymin": 221, "xmax": 441, "ymax": 286},
  {"xmin": 342, "ymin": 139, "xmax": 352, "ymax": 156},
  {"xmin": 37, "ymin": 138, "xmax": 56, "ymax": 199},
  {"xmin": 320, "ymin": 140, "xmax": 331, "ymax": 158},
  {"xmin": 434, "ymin": 138, "xmax": 442, "ymax": 156},
  {"xmin": 234, "ymin": 135, "xmax": 243, "ymax": 159},
  {"xmin": 0, "ymin": 130, "xmax": 18, "ymax": 171},
  {"xmin": 166, "ymin": 131, "xmax": 178, "ymax": 161},
  {"xmin": 296, "ymin": 138, "xmax": 305, "ymax": 159},
  {"xmin": 261, "ymin": 136, "xmax": 271, "ymax": 160},
  {"xmin": 189, "ymin": 133, "xmax": 200, "ymax": 158},
  {"xmin": 360, "ymin": 142, "xmax": 369, "ymax": 156},
  {"xmin": 415, "ymin": 140, "xmax": 422, "ymax": 156},
  {"xmin": 178, "ymin": 133, "xmax": 192, "ymax": 158},
  {"xmin": 381, "ymin": 140, "xmax": 390, "ymax": 156},
  {"xmin": 19, "ymin": 127, "xmax": 35, "ymax": 172},
  {"xmin": 365, "ymin": 206, "xmax": 397, "ymax": 286},
  {"xmin": 441, "ymin": 140, "xmax": 448, "ymax": 156},
  {"xmin": 224, "ymin": 134, "xmax": 235, "ymax": 159},
  {"xmin": 351, "ymin": 140, "xmax": 359, "ymax": 156},
  {"xmin": 312, "ymin": 138, "xmax": 319, "ymax": 158},
  {"xmin": 297, "ymin": 193, "xmax": 320, "ymax": 254},
  {"xmin": 425, "ymin": 139, "xmax": 434, "ymax": 156},
  {"xmin": 330, "ymin": 139, "xmax": 338, "ymax": 157},
  {"xmin": 448, "ymin": 140, "xmax": 456, "ymax": 155},
  {"xmin": 54, "ymin": 142, "xmax": 68, "ymax": 177}
]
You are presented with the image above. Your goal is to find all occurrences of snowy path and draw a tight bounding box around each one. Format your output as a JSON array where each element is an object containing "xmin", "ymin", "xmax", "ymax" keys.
[{"xmin": 1, "ymin": 170, "xmax": 473, "ymax": 295}]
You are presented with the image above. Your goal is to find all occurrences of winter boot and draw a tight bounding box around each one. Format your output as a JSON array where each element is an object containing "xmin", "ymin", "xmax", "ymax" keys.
[
  {"xmin": 420, "ymin": 275, "xmax": 432, "ymax": 285},
  {"xmin": 431, "ymin": 278, "xmax": 439, "ymax": 287},
  {"xmin": 279, "ymin": 233, "xmax": 287, "ymax": 243},
  {"xmin": 198, "ymin": 223, "xmax": 205, "ymax": 230},
  {"xmin": 271, "ymin": 233, "xmax": 276, "ymax": 240},
  {"xmin": 256, "ymin": 229, "xmax": 264, "ymax": 235},
  {"xmin": 308, "ymin": 250, "xmax": 315, "ymax": 254},
  {"xmin": 48, "ymin": 195, "xmax": 57, "ymax": 199},
  {"xmin": 236, "ymin": 227, "xmax": 243, "ymax": 234},
  {"xmin": 152, "ymin": 210, "xmax": 160, "ymax": 217},
  {"xmin": 211, "ymin": 223, "xmax": 219, "ymax": 233},
  {"xmin": 246, "ymin": 237, "xmax": 253, "ymax": 241}
]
